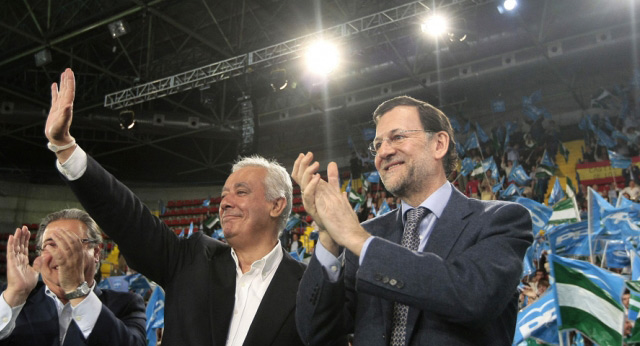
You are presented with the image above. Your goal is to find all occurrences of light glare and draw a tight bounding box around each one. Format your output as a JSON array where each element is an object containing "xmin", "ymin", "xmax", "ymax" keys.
[
  {"xmin": 306, "ymin": 41, "xmax": 339, "ymax": 75},
  {"xmin": 421, "ymin": 15, "xmax": 448, "ymax": 37},
  {"xmin": 503, "ymin": 0, "xmax": 517, "ymax": 11}
]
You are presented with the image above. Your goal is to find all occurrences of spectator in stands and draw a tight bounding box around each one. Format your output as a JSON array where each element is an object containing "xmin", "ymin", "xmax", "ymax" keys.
[
  {"xmin": 622, "ymin": 181, "xmax": 640, "ymax": 200},
  {"xmin": 465, "ymin": 175, "xmax": 480, "ymax": 199},
  {"xmin": 622, "ymin": 164, "xmax": 640, "ymax": 186},
  {"xmin": 506, "ymin": 143, "xmax": 520, "ymax": 163},
  {"xmin": 623, "ymin": 289, "xmax": 630, "ymax": 310},
  {"xmin": 43, "ymin": 69, "xmax": 306, "ymax": 346},
  {"xmin": 0, "ymin": 208, "xmax": 146, "ymax": 345},
  {"xmin": 290, "ymin": 233, "xmax": 302, "ymax": 253},
  {"xmin": 582, "ymin": 145, "xmax": 596, "ymax": 163},
  {"xmin": 595, "ymin": 145, "xmax": 609, "ymax": 162},
  {"xmin": 608, "ymin": 182, "xmax": 620, "ymax": 202}
]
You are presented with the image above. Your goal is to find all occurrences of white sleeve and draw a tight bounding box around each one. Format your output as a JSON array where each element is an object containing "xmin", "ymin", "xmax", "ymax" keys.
[
  {"xmin": 0, "ymin": 292, "xmax": 25, "ymax": 340},
  {"xmin": 56, "ymin": 145, "xmax": 88, "ymax": 181},
  {"xmin": 70, "ymin": 291, "xmax": 102, "ymax": 339},
  {"xmin": 314, "ymin": 241, "xmax": 346, "ymax": 282}
]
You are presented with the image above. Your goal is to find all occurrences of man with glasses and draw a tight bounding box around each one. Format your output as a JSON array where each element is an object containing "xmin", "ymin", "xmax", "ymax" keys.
[
  {"xmin": 0, "ymin": 208, "xmax": 146, "ymax": 345},
  {"xmin": 292, "ymin": 95, "xmax": 532, "ymax": 345}
]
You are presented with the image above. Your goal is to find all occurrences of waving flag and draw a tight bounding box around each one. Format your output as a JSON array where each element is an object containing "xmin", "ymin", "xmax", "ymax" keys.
[
  {"xmin": 548, "ymin": 177, "xmax": 565, "ymax": 207},
  {"xmin": 187, "ymin": 222, "xmax": 194, "ymax": 238},
  {"xmin": 508, "ymin": 164, "xmax": 531, "ymax": 186},
  {"xmin": 547, "ymin": 221, "xmax": 591, "ymax": 256},
  {"xmin": 146, "ymin": 286, "xmax": 165, "ymax": 346},
  {"xmin": 559, "ymin": 142, "xmax": 570, "ymax": 163},
  {"xmin": 549, "ymin": 255, "xmax": 625, "ymax": 346},
  {"xmin": 378, "ymin": 199, "xmax": 391, "ymax": 216},
  {"xmin": 607, "ymin": 150, "xmax": 631, "ymax": 169},
  {"xmin": 492, "ymin": 176, "xmax": 505, "ymax": 194},
  {"xmin": 596, "ymin": 128, "xmax": 616, "ymax": 148},
  {"xmin": 548, "ymin": 197, "xmax": 580, "ymax": 225},
  {"xmin": 514, "ymin": 197, "xmax": 553, "ymax": 234},
  {"xmin": 513, "ymin": 288, "xmax": 559, "ymax": 346},
  {"xmin": 464, "ymin": 132, "xmax": 480, "ymax": 150},
  {"xmin": 476, "ymin": 122, "xmax": 490, "ymax": 143},
  {"xmin": 501, "ymin": 183, "xmax": 521, "ymax": 199},
  {"xmin": 603, "ymin": 240, "xmax": 630, "ymax": 269},
  {"xmin": 449, "ymin": 116, "xmax": 461, "ymax": 133},
  {"xmin": 460, "ymin": 157, "xmax": 475, "ymax": 177},
  {"xmin": 455, "ymin": 142, "xmax": 465, "ymax": 157}
]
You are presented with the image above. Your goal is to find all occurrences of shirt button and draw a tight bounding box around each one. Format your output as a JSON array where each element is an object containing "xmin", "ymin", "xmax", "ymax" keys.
[
  {"xmin": 234, "ymin": 310, "xmax": 238, "ymax": 315},
  {"xmin": 75, "ymin": 316, "xmax": 82, "ymax": 321},
  {"xmin": 241, "ymin": 283, "xmax": 246, "ymax": 288},
  {"xmin": 330, "ymin": 265, "xmax": 338, "ymax": 272},
  {"xmin": 2, "ymin": 317, "xmax": 8, "ymax": 323}
]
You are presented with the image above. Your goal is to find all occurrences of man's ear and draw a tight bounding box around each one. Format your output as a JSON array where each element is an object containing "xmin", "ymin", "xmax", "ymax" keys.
[
  {"xmin": 433, "ymin": 131, "xmax": 450, "ymax": 160},
  {"xmin": 270, "ymin": 197, "xmax": 287, "ymax": 219}
]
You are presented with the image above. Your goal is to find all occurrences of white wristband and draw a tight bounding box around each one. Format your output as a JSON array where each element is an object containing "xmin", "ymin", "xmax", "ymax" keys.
[{"xmin": 47, "ymin": 139, "xmax": 76, "ymax": 153}]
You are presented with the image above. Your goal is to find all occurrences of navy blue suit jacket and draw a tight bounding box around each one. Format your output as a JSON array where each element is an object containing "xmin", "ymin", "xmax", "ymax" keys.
[
  {"xmin": 0, "ymin": 282, "xmax": 145, "ymax": 346},
  {"xmin": 296, "ymin": 187, "xmax": 533, "ymax": 345},
  {"xmin": 64, "ymin": 156, "xmax": 306, "ymax": 346}
]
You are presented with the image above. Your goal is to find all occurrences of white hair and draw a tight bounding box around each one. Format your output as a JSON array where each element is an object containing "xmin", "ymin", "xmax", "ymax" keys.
[{"xmin": 232, "ymin": 155, "xmax": 293, "ymax": 233}]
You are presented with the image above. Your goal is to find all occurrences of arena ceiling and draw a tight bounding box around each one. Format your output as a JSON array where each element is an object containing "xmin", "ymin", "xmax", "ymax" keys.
[{"xmin": 0, "ymin": 0, "xmax": 638, "ymax": 186}]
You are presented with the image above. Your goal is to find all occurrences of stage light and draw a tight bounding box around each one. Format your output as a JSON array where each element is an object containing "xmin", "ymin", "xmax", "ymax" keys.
[
  {"xmin": 108, "ymin": 20, "xmax": 129, "ymax": 39},
  {"xmin": 421, "ymin": 15, "xmax": 448, "ymax": 37},
  {"xmin": 119, "ymin": 110, "xmax": 135, "ymax": 130},
  {"xmin": 34, "ymin": 48, "xmax": 52, "ymax": 67},
  {"xmin": 305, "ymin": 40, "xmax": 339, "ymax": 75},
  {"xmin": 270, "ymin": 69, "xmax": 288, "ymax": 91},
  {"xmin": 497, "ymin": 0, "xmax": 518, "ymax": 14}
]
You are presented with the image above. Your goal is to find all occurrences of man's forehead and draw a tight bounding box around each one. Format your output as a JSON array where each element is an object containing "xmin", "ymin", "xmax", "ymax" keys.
[
  {"xmin": 223, "ymin": 166, "xmax": 266, "ymax": 189},
  {"xmin": 43, "ymin": 219, "xmax": 86, "ymax": 236}
]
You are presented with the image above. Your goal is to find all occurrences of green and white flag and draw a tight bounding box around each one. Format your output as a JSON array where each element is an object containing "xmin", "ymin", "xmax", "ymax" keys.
[
  {"xmin": 204, "ymin": 215, "xmax": 219, "ymax": 229},
  {"xmin": 348, "ymin": 190, "xmax": 365, "ymax": 205},
  {"xmin": 550, "ymin": 254, "xmax": 625, "ymax": 346},
  {"xmin": 548, "ymin": 184, "xmax": 581, "ymax": 224}
]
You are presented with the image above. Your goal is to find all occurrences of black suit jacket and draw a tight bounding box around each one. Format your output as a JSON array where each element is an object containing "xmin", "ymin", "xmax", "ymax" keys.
[
  {"xmin": 64, "ymin": 156, "xmax": 306, "ymax": 346},
  {"xmin": 0, "ymin": 283, "xmax": 145, "ymax": 346},
  {"xmin": 296, "ymin": 187, "xmax": 533, "ymax": 345}
]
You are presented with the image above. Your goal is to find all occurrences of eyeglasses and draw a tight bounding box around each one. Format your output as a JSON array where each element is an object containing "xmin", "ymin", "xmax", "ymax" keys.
[
  {"xmin": 368, "ymin": 129, "xmax": 434, "ymax": 156},
  {"xmin": 36, "ymin": 238, "xmax": 101, "ymax": 254}
]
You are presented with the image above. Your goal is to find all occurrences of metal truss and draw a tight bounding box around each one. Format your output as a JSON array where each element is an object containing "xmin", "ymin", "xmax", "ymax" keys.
[{"xmin": 104, "ymin": 0, "xmax": 446, "ymax": 109}]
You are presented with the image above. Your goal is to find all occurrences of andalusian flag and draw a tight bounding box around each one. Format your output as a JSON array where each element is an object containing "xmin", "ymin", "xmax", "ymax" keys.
[
  {"xmin": 550, "ymin": 255, "xmax": 625, "ymax": 346},
  {"xmin": 548, "ymin": 198, "xmax": 580, "ymax": 224}
]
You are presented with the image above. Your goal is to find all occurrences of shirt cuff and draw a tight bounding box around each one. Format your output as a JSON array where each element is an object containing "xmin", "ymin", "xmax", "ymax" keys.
[
  {"xmin": 315, "ymin": 241, "xmax": 344, "ymax": 282},
  {"xmin": 358, "ymin": 236, "xmax": 375, "ymax": 266},
  {"xmin": 0, "ymin": 292, "xmax": 25, "ymax": 339},
  {"xmin": 56, "ymin": 145, "xmax": 87, "ymax": 181},
  {"xmin": 71, "ymin": 291, "xmax": 102, "ymax": 339}
]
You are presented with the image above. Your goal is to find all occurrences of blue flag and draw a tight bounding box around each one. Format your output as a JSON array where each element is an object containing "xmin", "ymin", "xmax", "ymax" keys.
[
  {"xmin": 547, "ymin": 221, "xmax": 591, "ymax": 256},
  {"xmin": 522, "ymin": 245, "xmax": 536, "ymax": 279},
  {"xmin": 515, "ymin": 197, "xmax": 553, "ymax": 234},
  {"xmin": 146, "ymin": 287, "xmax": 165, "ymax": 346},
  {"xmin": 289, "ymin": 250, "xmax": 301, "ymax": 262},
  {"xmin": 450, "ymin": 116, "xmax": 461, "ymax": 133},
  {"xmin": 493, "ymin": 176, "xmax": 505, "ymax": 194},
  {"xmin": 481, "ymin": 156, "xmax": 499, "ymax": 180},
  {"xmin": 460, "ymin": 157, "xmax": 475, "ymax": 177},
  {"xmin": 455, "ymin": 142, "xmax": 465, "ymax": 157},
  {"xmin": 607, "ymin": 150, "xmax": 631, "ymax": 169},
  {"xmin": 540, "ymin": 150, "xmax": 555, "ymax": 169},
  {"xmin": 285, "ymin": 215, "xmax": 301, "ymax": 231},
  {"xmin": 604, "ymin": 240, "xmax": 630, "ymax": 269},
  {"xmin": 364, "ymin": 171, "xmax": 380, "ymax": 183},
  {"xmin": 501, "ymin": 183, "xmax": 521, "ymax": 199},
  {"xmin": 464, "ymin": 132, "xmax": 480, "ymax": 150},
  {"xmin": 178, "ymin": 228, "xmax": 185, "ymax": 238},
  {"xmin": 548, "ymin": 177, "xmax": 565, "ymax": 207},
  {"xmin": 379, "ymin": 199, "xmax": 391, "ymax": 216},
  {"xmin": 476, "ymin": 122, "xmax": 490, "ymax": 143},
  {"xmin": 462, "ymin": 121, "xmax": 470, "ymax": 134},
  {"xmin": 508, "ymin": 164, "xmax": 531, "ymax": 186},
  {"xmin": 513, "ymin": 288, "xmax": 559, "ymax": 346},
  {"xmin": 187, "ymin": 222, "xmax": 194, "ymax": 238},
  {"xmin": 596, "ymin": 128, "xmax": 616, "ymax": 148},
  {"xmin": 202, "ymin": 199, "xmax": 210, "ymax": 206}
]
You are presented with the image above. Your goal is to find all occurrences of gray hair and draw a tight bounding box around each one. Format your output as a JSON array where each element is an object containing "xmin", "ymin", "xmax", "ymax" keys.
[
  {"xmin": 36, "ymin": 208, "xmax": 103, "ymax": 255},
  {"xmin": 232, "ymin": 155, "xmax": 293, "ymax": 233}
]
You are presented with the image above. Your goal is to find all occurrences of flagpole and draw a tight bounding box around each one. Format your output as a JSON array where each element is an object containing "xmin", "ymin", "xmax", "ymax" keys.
[
  {"xmin": 601, "ymin": 240, "xmax": 610, "ymax": 268},
  {"xmin": 558, "ymin": 330, "xmax": 565, "ymax": 346},
  {"xmin": 587, "ymin": 187, "xmax": 595, "ymax": 264}
]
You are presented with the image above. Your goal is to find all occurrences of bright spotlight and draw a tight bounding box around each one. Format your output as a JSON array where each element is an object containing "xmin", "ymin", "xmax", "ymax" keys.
[
  {"xmin": 305, "ymin": 40, "xmax": 339, "ymax": 75},
  {"xmin": 503, "ymin": 0, "xmax": 517, "ymax": 11},
  {"xmin": 421, "ymin": 15, "xmax": 448, "ymax": 37}
]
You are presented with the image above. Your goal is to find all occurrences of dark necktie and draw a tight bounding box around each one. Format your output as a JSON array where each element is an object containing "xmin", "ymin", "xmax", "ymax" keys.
[{"xmin": 390, "ymin": 207, "xmax": 428, "ymax": 346}]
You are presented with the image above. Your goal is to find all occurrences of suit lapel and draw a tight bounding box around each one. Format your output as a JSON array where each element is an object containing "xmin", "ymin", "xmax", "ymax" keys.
[
  {"xmin": 242, "ymin": 249, "xmax": 303, "ymax": 346},
  {"xmin": 22, "ymin": 285, "xmax": 60, "ymax": 345},
  {"xmin": 405, "ymin": 188, "xmax": 472, "ymax": 343},
  {"xmin": 208, "ymin": 248, "xmax": 237, "ymax": 346}
]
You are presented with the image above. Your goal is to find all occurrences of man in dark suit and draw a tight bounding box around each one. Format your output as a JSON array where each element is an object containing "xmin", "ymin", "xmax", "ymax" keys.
[
  {"xmin": 292, "ymin": 96, "xmax": 532, "ymax": 345},
  {"xmin": 622, "ymin": 164, "xmax": 640, "ymax": 186},
  {"xmin": 0, "ymin": 209, "xmax": 146, "ymax": 345},
  {"xmin": 44, "ymin": 68, "xmax": 306, "ymax": 345}
]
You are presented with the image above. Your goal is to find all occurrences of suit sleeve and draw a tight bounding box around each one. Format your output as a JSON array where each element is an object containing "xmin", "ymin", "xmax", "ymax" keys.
[
  {"xmin": 296, "ymin": 255, "xmax": 352, "ymax": 346},
  {"xmin": 65, "ymin": 291, "xmax": 146, "ymax": 346},
  {"xmin": 356, "ymin": 202, "xmax": 532, "ymax": 324},
  {"xmin": 63, "ymin": 156, "xmax": 187, "ymax": 286}
]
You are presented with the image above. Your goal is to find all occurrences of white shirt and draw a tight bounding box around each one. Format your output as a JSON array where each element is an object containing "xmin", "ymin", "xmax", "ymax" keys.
[
  {"xmin": 55, "ymin": 145, "xmax": 284, "ymax": 346},
  {"xmin": 227, "ymin": 242, "xmax": 283, "ymax": 346},
  {"xmin": 0, "ymin": 282, "xmax": 102, "ymax": 342}
]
